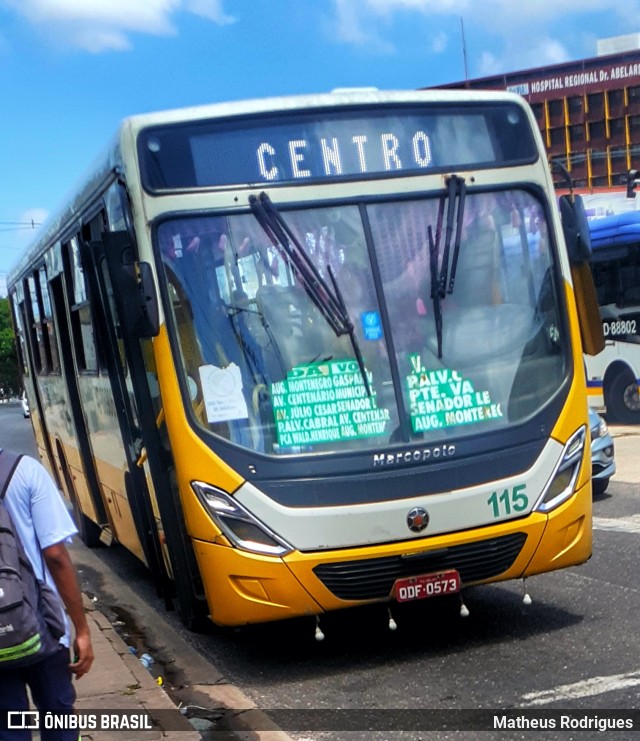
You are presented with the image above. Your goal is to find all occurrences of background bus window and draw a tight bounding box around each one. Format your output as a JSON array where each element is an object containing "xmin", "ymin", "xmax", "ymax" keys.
[{"xmin": 592, "ymin": 248, "xmax": 640, "ymax": 308}]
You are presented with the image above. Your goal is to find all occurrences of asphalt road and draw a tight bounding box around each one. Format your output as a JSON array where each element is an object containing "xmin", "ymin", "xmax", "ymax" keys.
[{"xmin": 2, "ymin": 402, "xmax": 639, "ymax": 740}]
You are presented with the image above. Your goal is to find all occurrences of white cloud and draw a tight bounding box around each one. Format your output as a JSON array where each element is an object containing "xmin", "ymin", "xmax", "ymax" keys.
[
  {"xmin": 472, "ymin": 0, "xmax": 633, "ymax": 30},
  {"xmin": 365, "ymin": 0, "xmax": 470, "ymax": 16},
  {"xmin": 331, "ymin": 0, "xmax": 394, "ymax": 53},
  {"xmin": 347, "ymin": 0, "xmax": 639, "ymax": 27},
  {"xmin": 20, "ymin": 208, "xmax": 48, "ymax": 229},
  {"xmin": 5, "ymin": 208, "xmax": 49, "ymax": 257},
  {"xmin": 330, "ymin": 0, "xmax": 640, "ymax": 73},
  {"xmin": 477, "ymin": 51, "xmax": 500, "ymax": 77},
  {"xmin": 185, "ymin": 0, "xmax": 234, "ymax": 25},
  {"xmin": 478, "ymin": 37, "xmax": 570, "ymax": 77},
  {"xmin": 429, "ymin": 31, "xmax": 448, "ymax": 55},
  {"xmin": 0, "ymin": 0, "xmax": 234, "ymax": 52}
]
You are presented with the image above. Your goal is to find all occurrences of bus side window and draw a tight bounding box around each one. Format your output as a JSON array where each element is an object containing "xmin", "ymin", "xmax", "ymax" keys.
[
  {"xmin": 64, "ymin": 236, "xmax": 99, "ymax": 373},
  {"xmin": 164, "ymin": 272, "xmax": 205, "ymax": 404}
]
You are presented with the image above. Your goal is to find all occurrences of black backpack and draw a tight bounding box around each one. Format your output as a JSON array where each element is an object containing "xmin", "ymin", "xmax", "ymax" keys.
[{"xmin": 0, "ymin": 451, "xmax": 66, "ymax": 668}]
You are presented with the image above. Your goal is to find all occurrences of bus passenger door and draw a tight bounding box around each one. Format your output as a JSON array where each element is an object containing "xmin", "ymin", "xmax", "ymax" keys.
[
  {"xmin": 84, "ymin": 224, "xmax": 207, "ymax": 628},
  {"xmin": 47, "ymin": 265, "xmax": 109, "ymax": 547},
  {"xmin": 75, "ymin": 231, "xmax": 169, "ymax": 598}
]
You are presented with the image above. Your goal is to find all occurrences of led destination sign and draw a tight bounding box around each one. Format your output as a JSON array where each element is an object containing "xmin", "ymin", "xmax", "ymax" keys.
[{"xmin": 140, "ymin": 103, "xmax": 537, "ymax": 190}]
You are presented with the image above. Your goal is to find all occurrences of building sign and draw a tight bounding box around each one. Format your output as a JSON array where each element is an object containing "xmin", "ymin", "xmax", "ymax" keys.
[
  {"xmin": 407, "ymin": 354, "xmax": 503, "ymax": 432},
  {"xmin": 506, "ymin": 60, "xmax": 640, "ymax": 103},
  {"xmin": 270, "ymin": 359, "xmax": 390, "ymax": 448}
]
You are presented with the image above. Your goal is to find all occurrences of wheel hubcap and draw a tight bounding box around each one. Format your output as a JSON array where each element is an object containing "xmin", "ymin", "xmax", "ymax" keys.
[{"xmin": 623, "ymin": 382, "xmax": 640, "ymax": 412}]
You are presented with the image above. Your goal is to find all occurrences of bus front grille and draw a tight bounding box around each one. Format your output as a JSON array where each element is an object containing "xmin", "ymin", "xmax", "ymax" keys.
[{"xmin": 312, "ymin": 532, "xmax": 528, "ymax": 601}]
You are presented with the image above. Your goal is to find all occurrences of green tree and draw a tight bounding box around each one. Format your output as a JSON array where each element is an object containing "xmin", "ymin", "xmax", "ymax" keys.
[{"xmin": 0, "ymin": 298, "xmax": 21, "ymax": 397}]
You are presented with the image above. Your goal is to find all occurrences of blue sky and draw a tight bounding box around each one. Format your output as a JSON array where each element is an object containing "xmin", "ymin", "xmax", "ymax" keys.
[{"xmin": 1, "ymin": 0, "xmax": 640, "ymax": 276}]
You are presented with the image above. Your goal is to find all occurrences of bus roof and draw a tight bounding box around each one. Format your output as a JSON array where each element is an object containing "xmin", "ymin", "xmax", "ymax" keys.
[
  {"xmin": 122, "ymin": 88, "xmax": 527, "ymax": 131},
  {"xmin": 589, "ymin": 210, "xmax": 640, "ymax": 253}
]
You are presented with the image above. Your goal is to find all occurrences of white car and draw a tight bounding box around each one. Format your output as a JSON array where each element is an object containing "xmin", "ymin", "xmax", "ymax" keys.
[
  {"xmin": 589, "ymin": 407, "xmax": 615, "ymax": 495},
  {"xmin": 21, "ymin": 393, "xmax": 30, "ymax": 418}
]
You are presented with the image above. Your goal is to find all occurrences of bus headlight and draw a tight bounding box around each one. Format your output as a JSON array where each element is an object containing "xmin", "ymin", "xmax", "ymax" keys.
[
  {"xmin": 535, "ymin": 426, "xmax": 587, "ymax": 513},
  {"xmin": 192, "ymin": 481, "xmax": 293, "ymax": 556}
]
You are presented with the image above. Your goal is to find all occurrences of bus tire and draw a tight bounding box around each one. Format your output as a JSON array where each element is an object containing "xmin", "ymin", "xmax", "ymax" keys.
[
  {"xmin": 605, "ymin": 369, "xmax": 640, "ymax": 424},
  {"xmin": 175, "ymin": 591, "xmax": 212, "ymax": 633}
]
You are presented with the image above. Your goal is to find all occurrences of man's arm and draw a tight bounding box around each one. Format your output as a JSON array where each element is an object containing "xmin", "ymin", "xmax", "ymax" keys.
[{"xmin": 43, "ymin": 542, "xmax": 94, "ymax": 679}]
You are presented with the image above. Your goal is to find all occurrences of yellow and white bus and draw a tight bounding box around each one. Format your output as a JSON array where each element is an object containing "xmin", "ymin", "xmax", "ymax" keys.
[{"xmin": 8, "ymin": 90, "xmax": 603, "ymax": 630}]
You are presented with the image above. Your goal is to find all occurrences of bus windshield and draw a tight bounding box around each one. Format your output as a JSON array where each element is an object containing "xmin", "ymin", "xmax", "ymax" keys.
[{"xmin": 158, "ymin": 188, "xmax": 567, "ymax": 455}]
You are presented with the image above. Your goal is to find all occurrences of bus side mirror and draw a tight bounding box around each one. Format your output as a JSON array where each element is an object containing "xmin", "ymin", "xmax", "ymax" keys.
[
  {"xmin": 559, "ymin": 194, "xmax": 592, "ymax": 263},
  {"xmin": 100, "ymin": 231, "xmax": 160, "ymax": 338},
  {"xmin": 571, "ymin": 262, "xmax": 605, "ymax": 356}
]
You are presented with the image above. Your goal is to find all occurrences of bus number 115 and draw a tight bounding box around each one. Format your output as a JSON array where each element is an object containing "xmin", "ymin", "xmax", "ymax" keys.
[{"xmin": 487, "ymin": 484, "xmax": 528, "ymax": 518}]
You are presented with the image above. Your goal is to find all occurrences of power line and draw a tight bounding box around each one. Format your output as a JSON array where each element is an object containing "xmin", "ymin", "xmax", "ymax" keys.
[
  {"xmin": 0, "ymin": 220, "xmax": 41, "ymax": 224},
  {"xmin": 0, "ymin": 227, "xmax": 41, "ymax": 234},
  {"xmin": 0, "ymin": 221, "xmax": 42, "ymax": 231}
]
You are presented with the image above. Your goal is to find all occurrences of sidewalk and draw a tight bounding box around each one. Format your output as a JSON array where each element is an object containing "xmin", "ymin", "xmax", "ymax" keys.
[
  {"xmin": 609, "ymin": 423, "xmax": 640, "ymax": 484},
  {"xmin": 74, "ymin": 596, "xmax": 202, "ymax": 741},
  {"xmin": 73, "ymin": 596, "xmax": 292, "ymax": 741}
]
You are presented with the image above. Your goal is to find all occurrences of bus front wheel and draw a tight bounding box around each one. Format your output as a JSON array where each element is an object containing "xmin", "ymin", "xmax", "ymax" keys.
[{"xmin": 605, "ymin": 370, "xmax": 640, "ymax": 423}]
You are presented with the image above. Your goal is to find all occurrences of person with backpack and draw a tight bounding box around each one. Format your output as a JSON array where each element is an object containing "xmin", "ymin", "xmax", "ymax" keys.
[{"xmin": 0, "ymin": 449, "xmax": 94, "ymax": 740}]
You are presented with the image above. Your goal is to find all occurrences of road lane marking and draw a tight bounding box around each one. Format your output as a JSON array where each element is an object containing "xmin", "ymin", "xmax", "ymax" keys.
[
  {"xmin": 521, "ymin": 670, "xmax": 640, "ymax": 706},
  {"xmin": 593, "ymin": 515, "xmax": 640, "ymax": 534}
]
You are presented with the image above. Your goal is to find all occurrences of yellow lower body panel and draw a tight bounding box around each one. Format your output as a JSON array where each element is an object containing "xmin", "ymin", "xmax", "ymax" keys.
[
  {"xmin": 193, "ymin": 485, "xmax": 592, "ymax": 627},
  {"xmin": 523, "ymin": 481, "xmax": 592, "ymax": 576},
  {"xmin": 193, "ymin": 541, "xmax": 323, "ymax": 626}
]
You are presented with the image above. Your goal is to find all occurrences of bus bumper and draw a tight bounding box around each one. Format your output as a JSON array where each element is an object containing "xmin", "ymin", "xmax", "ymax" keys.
[{"xmin": 193, "ymin": 483, "xmax": 591, "ymax": 627}]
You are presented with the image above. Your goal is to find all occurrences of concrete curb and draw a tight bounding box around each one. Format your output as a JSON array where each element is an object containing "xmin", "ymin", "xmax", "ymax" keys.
[
  {"xmin": 75, "ymin": 576, "xmax": 296, "ymax": 741},
  {"xmin": 77, "ymin": 596, "xmax": 200, "ymax": 740}
]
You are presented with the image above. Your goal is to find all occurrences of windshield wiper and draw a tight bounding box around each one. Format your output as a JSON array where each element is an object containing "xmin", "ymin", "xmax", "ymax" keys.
[
  {"xmin": 429, "ymin": 174, "xmax": 466, "ymax": 359},
  {"xmin": 249, "ymin": 192, "xmax": 372, "ymax": 395},
  {"xmin": 428, "ymin": 224, "xmax": 443, "ymax": 359},
  {"xmin": 250, "ymin": 193, "xmax": 347, "ymax": 334},
  {"xmin": 441, "ymin": 175, "xmax": 466, "ymax": 296}
]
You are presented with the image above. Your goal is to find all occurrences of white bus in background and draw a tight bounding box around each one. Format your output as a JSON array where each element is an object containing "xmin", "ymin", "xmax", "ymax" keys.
[{"xmin": 586, "ymin": 210, "xmax": 640, "ymax": 422}]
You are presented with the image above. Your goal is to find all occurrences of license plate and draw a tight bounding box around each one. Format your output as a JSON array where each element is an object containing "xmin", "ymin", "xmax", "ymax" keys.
[{"xmin": 393, "ymin": 570, "xmax": 461, "ymax": 603}]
